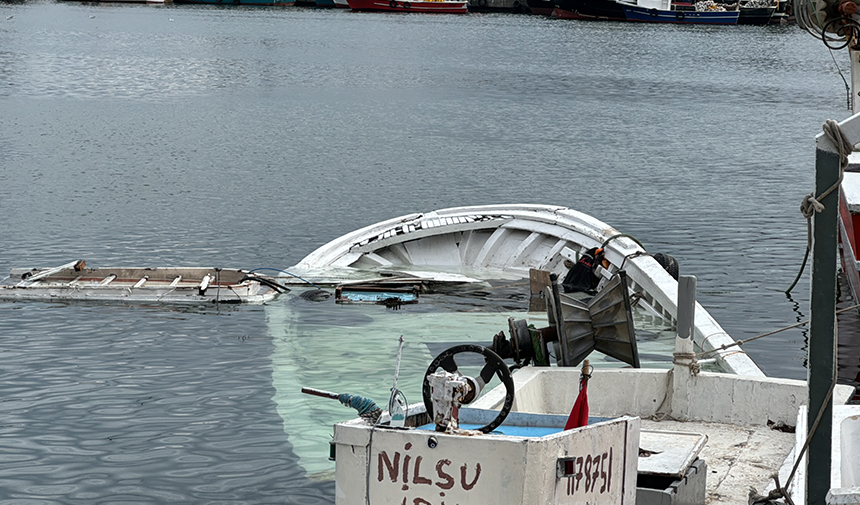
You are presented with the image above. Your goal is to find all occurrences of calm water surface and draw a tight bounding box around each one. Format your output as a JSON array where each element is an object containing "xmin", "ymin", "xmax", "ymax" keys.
[{"xmin": 1, "ymin": 1, "xmax": 858, "ymax": 502}]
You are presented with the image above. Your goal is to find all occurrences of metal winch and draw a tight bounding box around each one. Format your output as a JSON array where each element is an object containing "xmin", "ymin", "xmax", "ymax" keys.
[{"xmin": 426, "ymin": 370, "xmax": 484, "ymax": 432}]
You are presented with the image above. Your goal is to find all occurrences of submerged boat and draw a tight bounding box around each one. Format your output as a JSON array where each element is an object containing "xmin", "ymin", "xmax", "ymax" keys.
[
  {"xmin": 0, "ymin": 260, "xmax": 285, "ymax": 304},
  {"xmin": 345, "ymin": 0, "xmax": 469, "ymax": 13},
  {"xmin": 286, "ymin": 204, "xmax": 761, "ymax": 376}
]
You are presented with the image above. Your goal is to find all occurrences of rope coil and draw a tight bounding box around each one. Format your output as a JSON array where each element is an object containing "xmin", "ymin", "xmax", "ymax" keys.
[
  {"xmin": 787, "ymin": 119, "xmax": 853, "ymax": 294},
  {"xmin": 672, "ymin": 351, "xmax": 701, "ymax": 376}
]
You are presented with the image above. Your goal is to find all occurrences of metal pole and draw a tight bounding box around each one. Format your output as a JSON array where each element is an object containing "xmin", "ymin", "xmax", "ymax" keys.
[
  {"xmin": 851, "ymin": 49, "xmax": 860, "ymax": 115},
  {"xmin": 671, "ymin": 275, "xmax": 696, "ymax": 421},
  {"xmin": 806, "ymin": 141, "xmax": 840, "ymax": 504},
  {"xmin": 676, "ymin": 275, "xmax": 697, "ymax": 343}
]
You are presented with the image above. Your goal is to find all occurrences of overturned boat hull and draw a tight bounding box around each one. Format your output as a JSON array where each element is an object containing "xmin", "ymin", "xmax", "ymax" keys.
[{"xmin": 288, "ymin": 204, "xmax": 762, "ymax": 376}]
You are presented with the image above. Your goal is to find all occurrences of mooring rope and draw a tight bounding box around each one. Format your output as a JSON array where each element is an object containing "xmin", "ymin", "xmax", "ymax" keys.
[
  {"xmin": 600, "ymin": 233, "xmax": 645, "ymax": 250},
  {"xmin": 694, "ymin": 303, "xmax": 860, "ymax": 360},
  {"xmin": 786, "ymin": 119, "xmax": 852, "ymax": 294},
  {"xmin": 703, "ymin": 118, "xmax": 855, "ymax": 503},
  {"xmin": 749, "ymin": 369, "xmax": 838, "ymax": 505}
]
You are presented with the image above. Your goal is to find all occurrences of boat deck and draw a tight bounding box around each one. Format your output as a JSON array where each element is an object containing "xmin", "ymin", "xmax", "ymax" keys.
[{"xmin": 640, "ymin": 418, "xmax": 796, "ymax": 504}]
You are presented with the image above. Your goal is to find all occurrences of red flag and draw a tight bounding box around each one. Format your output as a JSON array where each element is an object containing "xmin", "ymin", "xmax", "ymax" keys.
[{"xmin": 565, "ymin": 360, "xmax": 591, "ymax": 430}]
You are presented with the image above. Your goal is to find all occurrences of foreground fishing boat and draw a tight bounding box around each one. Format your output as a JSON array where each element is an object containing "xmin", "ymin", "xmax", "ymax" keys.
[
  {"xmin": 328, "ymin": 272, "xmax": 856, "ymax": 503},
  {"xmin": 332, "ymin": 366, "xmax": 855, "ymax": 504},
  {"xmin": 346, "ymin": 0, "xmax": 469, "ymax": 13},
  {"xmin": 328, "ymin": 265, "xmax": 857, "ymax": 503},
  {"xmin": 0, "ymin": 260, "xmax": 285, "ymax": 304}
]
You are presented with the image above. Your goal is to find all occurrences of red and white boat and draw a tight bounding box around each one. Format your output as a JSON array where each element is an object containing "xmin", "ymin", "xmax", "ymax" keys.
[
  {"xmin": 839, "ymin": 170, "xmax": 860, "ymax": 305},
  {"xmin": 346, "ymin": 0, "xmax": 469, "ymax": 13}
]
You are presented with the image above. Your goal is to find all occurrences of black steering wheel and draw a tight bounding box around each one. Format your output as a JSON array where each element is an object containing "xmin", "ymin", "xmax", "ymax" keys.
[{"xmin": 421, "ymin": 344, "xmax": 515, "ymax": 434}]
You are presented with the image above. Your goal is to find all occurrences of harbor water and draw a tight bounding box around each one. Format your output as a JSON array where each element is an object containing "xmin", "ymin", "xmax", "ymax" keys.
[{"xmin": 1, "ymin": 1, "xmax": 859, "ymax": 502}]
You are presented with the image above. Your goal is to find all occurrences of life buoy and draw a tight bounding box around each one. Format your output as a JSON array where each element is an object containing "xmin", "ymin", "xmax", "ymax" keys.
[
  {"xmin": 675, "ymin": 10, "xmax": 685, "ymax": 19},
  {"xmin": 389, "ymin": 0, "xmax": 397, "ymax": 6},
  {"xmin": 478, "ymin": 0, "xmax": 488, "ymax": 7},
  {"xmin": 648, "ymin": 8, "xmax": 658, "ymax": 16},
  {"xmin": 404, "ymin": 1, "xmax": 411, "ymax": 7}
]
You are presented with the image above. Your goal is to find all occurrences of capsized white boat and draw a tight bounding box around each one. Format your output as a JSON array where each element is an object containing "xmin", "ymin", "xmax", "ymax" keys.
[
  {"xmin": 0, "ymin": 260, "xmax": 286, "ymax": 304},
  {"xmin": 266, "ymin": 204, "xmax": 767, "ymax": 477},
  {"xmin": 284, "ymin": 204, "xmax": 762, "ymax": 377}
]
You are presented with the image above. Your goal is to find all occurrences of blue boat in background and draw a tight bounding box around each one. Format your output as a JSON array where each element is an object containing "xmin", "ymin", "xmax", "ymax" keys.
[
  {"xmin": 553, "ymin": 0, "xmax": 740, "ymax": 23},
  {"xmin": 620, "ymin": 0, "xmax": 739, "ymax": 23}
]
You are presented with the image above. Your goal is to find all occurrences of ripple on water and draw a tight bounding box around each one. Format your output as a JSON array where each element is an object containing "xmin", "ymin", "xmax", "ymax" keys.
[{"xmin": 0, "ymin": 302, "xmax": 323, "ymax": 504}]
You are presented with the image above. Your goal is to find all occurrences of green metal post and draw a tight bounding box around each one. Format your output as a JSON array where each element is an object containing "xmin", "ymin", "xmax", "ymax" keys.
[{"xmin": 806, "ymin": 143, "xmax": 840, "ymax": 504}]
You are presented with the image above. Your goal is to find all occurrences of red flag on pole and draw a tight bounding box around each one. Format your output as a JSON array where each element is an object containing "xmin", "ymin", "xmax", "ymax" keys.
[{"xmin": 564, "ymin": 359, "xmax": 591, "ymax": 430}]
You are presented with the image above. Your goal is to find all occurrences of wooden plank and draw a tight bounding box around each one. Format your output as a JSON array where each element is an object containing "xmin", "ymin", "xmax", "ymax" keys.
[
  {"xmin": 16, "ymin": 260, "xmax": 82, "ymax": 287},
  {"xmin": 529, "ymin": 268, "xmax": 552, "ymax": 312}
]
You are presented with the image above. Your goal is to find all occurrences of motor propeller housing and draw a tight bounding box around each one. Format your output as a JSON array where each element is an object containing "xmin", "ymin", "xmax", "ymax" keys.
[{"xmin": 492, "ymin": 271, "xmax": 640, "ymax": 369}]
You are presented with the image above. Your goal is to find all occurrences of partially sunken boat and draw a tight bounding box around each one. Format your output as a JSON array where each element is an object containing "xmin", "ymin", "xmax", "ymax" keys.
[
  {"xmin": 0, "ymin": 260, "xmax": 285, "ymax": 304},
  {"xmin": 286, "ymin": 204, "xmax": 762, "ymax": 376}
]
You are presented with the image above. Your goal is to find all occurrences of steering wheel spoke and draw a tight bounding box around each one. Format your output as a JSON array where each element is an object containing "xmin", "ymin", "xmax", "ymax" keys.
[{"xmin": 439, "ymin": 354, "xmax": 459, "ymax": 374}]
